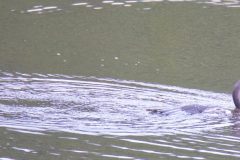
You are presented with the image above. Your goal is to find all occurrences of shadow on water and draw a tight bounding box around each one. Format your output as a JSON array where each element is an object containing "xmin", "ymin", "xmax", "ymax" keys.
[{"xmin": 1, "ymin": 72, "xmax": 240, "ymax": 159}]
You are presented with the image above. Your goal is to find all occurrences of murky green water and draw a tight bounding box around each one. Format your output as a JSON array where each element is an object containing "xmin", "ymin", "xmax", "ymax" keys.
[{"xmin": 1, "ymin": 0, "xmax": 240, "ymax": 159}]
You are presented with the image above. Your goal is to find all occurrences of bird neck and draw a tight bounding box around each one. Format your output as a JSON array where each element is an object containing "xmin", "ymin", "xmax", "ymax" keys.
[{"xmin": 233, "ymin": 81, "xmax": 240, "ymax": 109}]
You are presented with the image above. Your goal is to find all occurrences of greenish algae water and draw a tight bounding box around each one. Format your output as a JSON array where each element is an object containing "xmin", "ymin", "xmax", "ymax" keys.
[{"xmin": 1, "ymin": 0, "xmax": 240, "ymax": 159}]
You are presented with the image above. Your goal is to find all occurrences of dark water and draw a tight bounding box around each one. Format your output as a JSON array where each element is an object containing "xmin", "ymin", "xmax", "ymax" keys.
[{"xmin": 1, "ymin": 0, "xmax": 240, "ymax": 159}]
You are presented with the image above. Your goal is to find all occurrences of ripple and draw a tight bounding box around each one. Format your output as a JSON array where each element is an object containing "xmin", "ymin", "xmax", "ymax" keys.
[
  {"xmin": 0, "ymin": 71, "xmax": 236, "ymax": 136},
  {"xmin": 112, "ymin": 2, "xmax": 125, "ymax": 5},
  {"xmin": 15, "ymin": 0, "xmax": 240, "ymax": 14},
  {"xmin": 25, "ymin": 5, "xmax": 61, "ymax": 14},
  {"xmin": 72, "ymin": 2, "xmax": 88, "ymax": 6},
  {"xmin": 102, "ymin": 0, "xmax": 115, "ymax": 3}
]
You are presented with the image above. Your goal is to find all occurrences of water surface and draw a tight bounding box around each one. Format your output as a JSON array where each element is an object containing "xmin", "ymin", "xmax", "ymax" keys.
[
  {"xmin": 1, "ymin": 72, "xmax": 240, "ymax": 159},
  {"xmin": 1, "ymin": 0, "xmax": 240, "ymax": 159},
  {"xmin": 1, "ymin": 0, "xmax": 240, "ymax": 91}
]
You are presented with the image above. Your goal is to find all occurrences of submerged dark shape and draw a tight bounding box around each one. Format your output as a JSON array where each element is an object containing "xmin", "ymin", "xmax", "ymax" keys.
[
  {"xmin": 148, "ymin": 80, "xmax": 240, "ymax": 115},
  {"xmin": 181, "ymin": 105, "xmax": 208, "ymax": 114},
  {"xmin": 147, "ymin": 105, "xmax": 209, "ymax": 115}
]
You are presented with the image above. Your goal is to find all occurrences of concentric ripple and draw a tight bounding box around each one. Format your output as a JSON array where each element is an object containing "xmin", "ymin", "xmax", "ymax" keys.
[{"xmin": 0, "ymin": 71, "xmax": 236, "ymax": 135}]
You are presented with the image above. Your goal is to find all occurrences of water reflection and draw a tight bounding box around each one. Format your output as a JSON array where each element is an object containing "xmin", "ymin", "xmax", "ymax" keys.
[
  {"xmin": 14, "ymin": 0, "xmax": 240, "ymax": 14},
  {"xmin": 2, "ymin": 72, "xmax": 240, "ymax": 159},
  {"xmin": 1, "ymin": 0, "xmax": 240, "ymax": 159},
  {"xmin": 1, "ymin": 127, "xmax": 240, "ymax": 159},
  {"xmin": 26, "ymin": 5, "xmax": 61, "ymax": 14},
  {"xmin": 0, "ymin": 71, "xmax": 235, "ymax": 135}
]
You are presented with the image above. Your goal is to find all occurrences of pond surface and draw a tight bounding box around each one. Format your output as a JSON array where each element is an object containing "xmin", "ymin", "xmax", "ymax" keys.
[
  {"xmin": 1, "ymin": 0, "xmax": 240, "ymax": 159},
  {"xmin": 1, "ymin": 72, "xmax": 240, "ymax": 160}
]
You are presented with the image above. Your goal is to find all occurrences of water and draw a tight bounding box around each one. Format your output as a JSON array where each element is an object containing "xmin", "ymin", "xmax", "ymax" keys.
[
  {"xmin": 0, "ymin": 72, "xmax": 232, "ymax": 135},
  {"xmin": 1, "ymin": 0, "xmax": 240, "ymax": 159},
  {"xmin": 1, "ymin": 72, "xmax": 240, "ymax": 159},
  {"xmin": 2, "ymin": 0, "xmax": 240, "ymax": 91}
]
